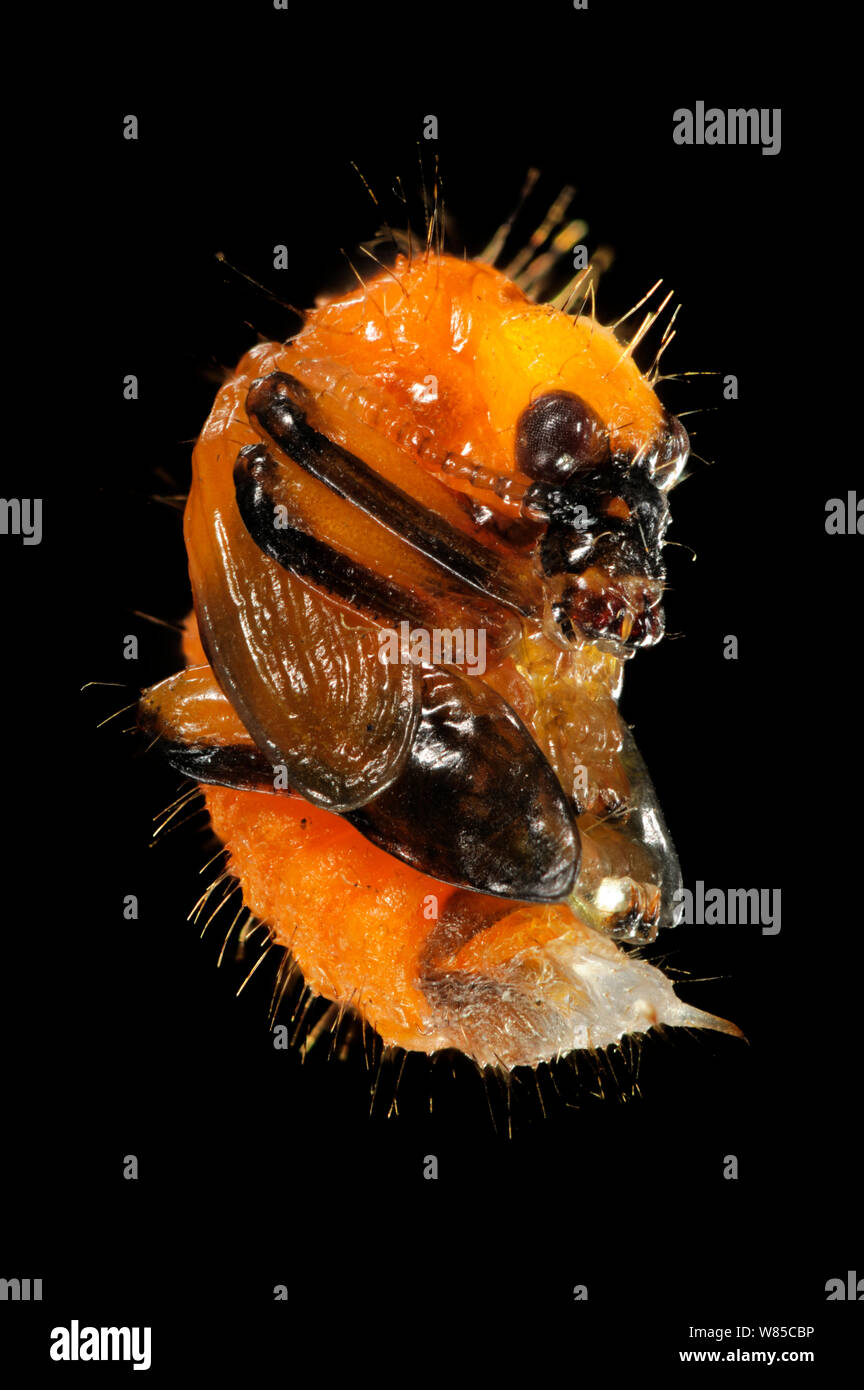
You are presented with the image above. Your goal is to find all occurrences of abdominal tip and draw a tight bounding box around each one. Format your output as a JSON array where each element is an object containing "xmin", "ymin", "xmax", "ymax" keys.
[{"xmin": 675, "ymin": 1001, "xmax": 747, "ymax": 1041}]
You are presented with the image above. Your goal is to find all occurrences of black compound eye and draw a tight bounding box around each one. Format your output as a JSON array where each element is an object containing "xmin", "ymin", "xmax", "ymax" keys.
[{"xmin": 515, "ymin": 390, "xmax": 607, "ymax": 484}]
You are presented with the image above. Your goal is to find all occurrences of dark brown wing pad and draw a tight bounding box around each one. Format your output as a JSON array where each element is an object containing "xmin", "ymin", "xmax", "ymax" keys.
[
  {"xmin": 139, "ymin": 665, "xmax": 580, "ymax": 903},
  {"xmin": 185, "ymin": 461, "xmax": 421, "ymax": 813},
  {"xmin": 346, "ymin": 668, "xmax": 579, "ymax": 902}
]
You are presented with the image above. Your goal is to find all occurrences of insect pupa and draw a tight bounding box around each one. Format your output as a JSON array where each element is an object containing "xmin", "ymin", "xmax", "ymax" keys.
[{"xmin": 137, "ymin": 178, "xmax": 740, "ymax": 1071}]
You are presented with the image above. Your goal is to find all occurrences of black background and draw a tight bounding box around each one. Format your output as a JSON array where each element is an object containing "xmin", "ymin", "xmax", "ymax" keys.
[{"xmin": 2, "ymin": 3, "xmax": 859, "ymax": 1375}]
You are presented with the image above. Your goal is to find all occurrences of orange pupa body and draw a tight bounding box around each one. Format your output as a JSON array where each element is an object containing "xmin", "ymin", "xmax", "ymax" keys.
[{"xmin": 142, "ymin": 250, "xmax": 738, "ymax": 1068}]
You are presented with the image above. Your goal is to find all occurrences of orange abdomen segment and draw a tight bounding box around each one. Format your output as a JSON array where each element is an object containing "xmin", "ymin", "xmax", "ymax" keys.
[{"xmin": 203, "ymin": 783, "xmax": 450, "ymax": 1051}]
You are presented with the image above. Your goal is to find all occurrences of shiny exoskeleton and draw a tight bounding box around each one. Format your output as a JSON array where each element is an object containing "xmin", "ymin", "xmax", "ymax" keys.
[{"xmin": 137, "ymin": 246, "xmax": 738, "ymax": 1067}]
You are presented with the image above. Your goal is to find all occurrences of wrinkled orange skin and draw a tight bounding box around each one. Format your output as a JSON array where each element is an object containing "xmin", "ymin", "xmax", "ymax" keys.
[{"xmin": 180, "ymin": 253, "xmax": 671, "ymax": 1055}]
